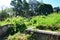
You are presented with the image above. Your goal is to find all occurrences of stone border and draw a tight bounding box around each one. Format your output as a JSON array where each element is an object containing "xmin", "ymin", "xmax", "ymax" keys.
[
  {"xmin": 25, "ymin": 29, "xmax": 60, "ymax": 36},
  {"xmin": 25, "ymin": 29, "xmax": 60, "ymax": 40}
]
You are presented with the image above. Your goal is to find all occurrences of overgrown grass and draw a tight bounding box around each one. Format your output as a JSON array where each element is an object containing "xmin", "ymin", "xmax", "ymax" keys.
[
  {"xmin": 31, "ymin": 13, "xmax": 60, "ymax": 31},
  {"xmin": 1, "ymin": 13, "xmax": 60, "ymax": 40},
  {"xmin": 0, "ymin": 13, "xmax": 60, "ymax": 31}
]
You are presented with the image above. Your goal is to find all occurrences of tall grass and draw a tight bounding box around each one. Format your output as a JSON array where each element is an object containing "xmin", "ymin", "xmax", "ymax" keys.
[
  {"xmin": 31, "ymin": 13, "xmax": 60, "ymax": 31},
  {"xmin": 0, "ymin": 13, "xmax": 60, "ymax": 31},
  {"xmin": 1, "ymin": 13, "xmax": 60, "ymax": 40}
]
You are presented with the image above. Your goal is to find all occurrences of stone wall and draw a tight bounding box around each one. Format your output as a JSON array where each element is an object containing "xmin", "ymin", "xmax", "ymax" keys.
[{"xmin": 25, "ymin": 29, "xmax": 60, "ymax": 40}]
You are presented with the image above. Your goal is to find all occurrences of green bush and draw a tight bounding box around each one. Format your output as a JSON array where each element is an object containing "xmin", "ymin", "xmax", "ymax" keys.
[
  {"xmin": 31, "ymin": 13, "xmax": 60, "ymax": 31},
  {"xmin": 15, "ymin": 21, "xmax": 27, "ymax": 33},
  {"xmin": 1, "ymin": 13, "xmax": 60, "ymax": 33},
  {"xmin": 0, "ymin": 10, "xmax": 9, "ymax": 20},
  {"xmin": 0, "ymin": 17, "xmax": 28, "ymax": 35}
]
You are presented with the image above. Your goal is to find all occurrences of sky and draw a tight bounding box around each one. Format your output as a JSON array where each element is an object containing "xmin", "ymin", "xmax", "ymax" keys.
[
  {"xmin": 38, "ymin": 0, "xmax": 60, "ymax": 7},
  {"xmin": 0, "ymin": 0, "xmax": 11, "ymax": 10},
  {"xmin": 0, "ymin": 0, "xmax": 60, "ymax": 10}
]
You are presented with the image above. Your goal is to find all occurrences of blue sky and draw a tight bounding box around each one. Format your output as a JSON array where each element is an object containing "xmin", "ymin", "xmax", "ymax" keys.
[
  {"xmin": 0, "ymin": 0, "xmax": 60, "ymax": 10},
  {"xmin": 37, "ymin": 0, "xmax": 60, "ymax": 7}
]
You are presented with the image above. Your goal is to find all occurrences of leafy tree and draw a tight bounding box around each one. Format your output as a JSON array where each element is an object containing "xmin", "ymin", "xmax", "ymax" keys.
[
  {"xmin": 10, "ymin": 0, "xmax": 22, "ymax": 16},
  {"xmin": 22, "ymin": 0, "xmax": 29, "ymax": 17},
  {"xmin": 11, "ymin": 0, "xmax": 30, "ymax": 17},
  {"xmin": 0, "ymin": 9, "xmax": 9, "ymax": 21},
  {"xmin": 54, "ymin": 7, "xmax": 60, "ymax": 13},
  {"xmin": 35, "ymin": 4, "xmax": 53, "ymax": 15}
]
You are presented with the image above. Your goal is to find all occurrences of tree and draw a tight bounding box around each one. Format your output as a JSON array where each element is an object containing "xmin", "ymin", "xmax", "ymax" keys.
[
  {"xmin": 54, "ymin": 7, "xmax": 60, "ymax": 13},
  {"xmin": 22, "ymin": 0, "xmax": 29, "ymax": 17},
  {"xmin": 0, "ymin": 9, "xmax": 9, "ymax": 21},
  {"xmin": 28, "ymin": 0, "xmax": 38, "ymax": 16},
  {"xmin": 35, "ymin": 4, "xmax": 53, "ymax": 15},
  {"xmin": 11, "ymin": 0, "xmax": 30, "ymax": 17},
  {"xmin": 10, "ymin": 0, "xmax": 22, "ymax": 16}
]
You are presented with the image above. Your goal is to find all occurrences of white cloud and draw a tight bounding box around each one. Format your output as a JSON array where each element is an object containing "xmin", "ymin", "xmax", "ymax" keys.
[{"xmin": 0, "ymin": 0, "xmax": 11, "ymax": 10}]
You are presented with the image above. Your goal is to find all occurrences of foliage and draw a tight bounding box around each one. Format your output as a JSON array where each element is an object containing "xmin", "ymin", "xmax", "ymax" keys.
[
  {"xmin": 54, "ymin": 7, "xmax": 60, "ymax": 13},
  {"xmin": 10, "ymin": 0, "xmax": 53, "ymax": 17},
  {"xmin": 35, "ymin": 4, "xmax": 53, "ymax": 15},
  {"xmin": 11, "ymin": 0, "xmax": 22, "ymax": 16},
  {"xmin": 1, "ymin": 13, "xmax": 60, "ymax": 33},
  {"xmin": 1, "ymin": 13, "xmax": 60, "ymax": 40},
  {"xmin": 22, "ymin": 0, "xmax": 29, "ymax": 17},
  {"xmin": 0, "ymin": 17, "xmax": 28, "ymax": 35},
  {"xmin": 8, "ymin": 32, "xmax": 30, "ymax": 40},
  {"xmin": 31, "ymin": 13, "xmax": 60, "ymax": 31},
  {"xmin": 0, "ymin": 9, "xmax": 9, "ymax": 20}
]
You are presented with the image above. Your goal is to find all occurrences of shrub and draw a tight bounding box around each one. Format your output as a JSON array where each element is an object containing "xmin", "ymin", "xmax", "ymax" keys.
[
  {"xmin": 36, "ymin": 25, "xmax": 48, "ymax": 30},
  {"xmin": 1, "ymin": 13, "xmax": 60, "ymax": 34},
  {"xmin": 0, "ymin": 17, "xmax": 27, "ymax": 35},
  {"xmin": 15, "ymin": 21, "xmax": 27, "ymax": 33},
  {"xmin": 0, "ymin": 10, "xmax": 9, "ymax": 21},
  {"xmin": 31, "ymin": 13, "xmax": 60, "ymax": 31}
]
